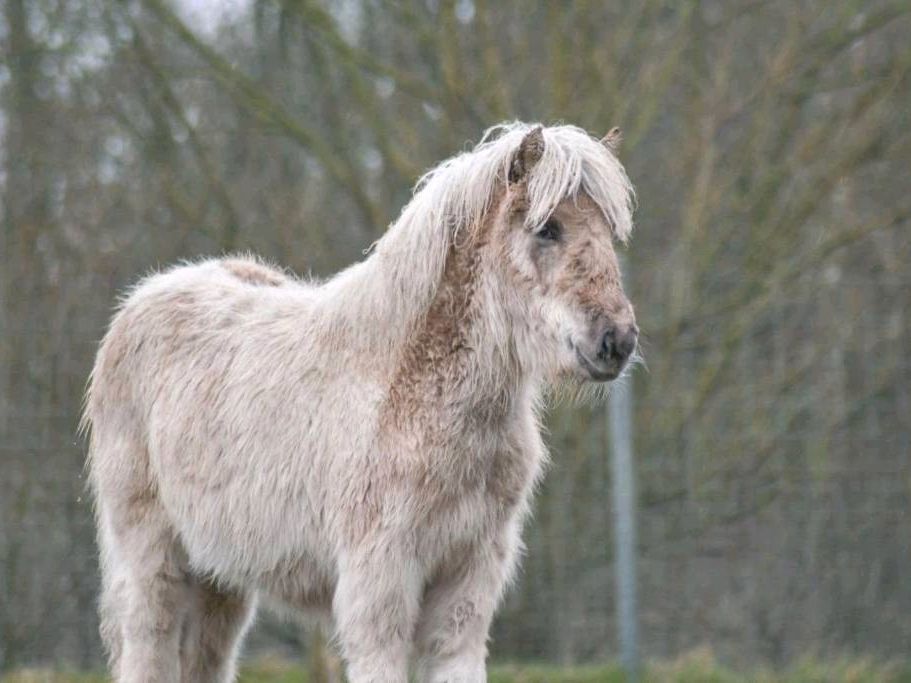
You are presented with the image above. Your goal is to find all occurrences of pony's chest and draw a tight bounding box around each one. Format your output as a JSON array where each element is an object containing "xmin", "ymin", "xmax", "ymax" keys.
[
  {"xmin": 420, "ymin": 425, "xmax": 542, "ymax": 517},
  {"xmin": 378, "ymin": 382, "xmax": 546, "ymax": 531},
  {"xmin": 410, "ymin": 436, "xmax": 541, "ymax": 568}
]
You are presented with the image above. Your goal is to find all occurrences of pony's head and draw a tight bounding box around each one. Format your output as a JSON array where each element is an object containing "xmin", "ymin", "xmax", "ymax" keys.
[
  {"xmin": 382, "ymin": 122, "xmax": 637, "ymax": 384},
  {"xmin": 479, "ymin": 124, "xmax": 638, "ymax": 383}
]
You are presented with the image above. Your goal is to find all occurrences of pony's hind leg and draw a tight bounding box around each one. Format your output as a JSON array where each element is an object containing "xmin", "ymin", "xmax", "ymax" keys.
[
  {"xmin": 97, "ymin": 491, "xmax": 190, "ymax": 682},
  {"xmin": 179, "ymin": 578, "xmax": 257, "ymax": 682}
]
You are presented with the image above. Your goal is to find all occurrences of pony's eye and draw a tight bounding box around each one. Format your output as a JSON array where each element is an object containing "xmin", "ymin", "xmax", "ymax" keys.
[{"xmin": 536, "ymin": 219, "xmax": 562, "ymax": 242}]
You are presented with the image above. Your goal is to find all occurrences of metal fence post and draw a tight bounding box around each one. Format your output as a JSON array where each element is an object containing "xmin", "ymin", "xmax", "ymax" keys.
[{"xmin": 610, "ymin": 374, "xmax": 640, "ymax": 681}]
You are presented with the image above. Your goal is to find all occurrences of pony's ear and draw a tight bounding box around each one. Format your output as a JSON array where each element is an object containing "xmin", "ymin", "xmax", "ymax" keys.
[
  {"xmin": 509, "ymin": 126, "xmax": 545, "ymax": 183},
  {"xmin": 601, "ymin": 126, "xmax": 622, "ymax": 151}
]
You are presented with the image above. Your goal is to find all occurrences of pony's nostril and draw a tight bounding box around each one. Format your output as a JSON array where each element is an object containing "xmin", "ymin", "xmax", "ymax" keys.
[
  {"xmin": 599, "ymin": 325, "xmax": 616, "ymax": 359},
  {"xmin": 616, "ymin": 328, "xmax": 637, "ymax": 359},
  {"xmin": 600, "ymin": 324, "xmax": 637, "ymax": 362}
]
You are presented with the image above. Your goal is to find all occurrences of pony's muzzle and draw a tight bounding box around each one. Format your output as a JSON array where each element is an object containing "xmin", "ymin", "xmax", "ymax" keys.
[
  {"xmin": 571, "ymin": 319, "xmax": 638, "ymax": 382},
  {"xmin": 598, "ymin": 322, "xmax": 638, "ymax": 368}
]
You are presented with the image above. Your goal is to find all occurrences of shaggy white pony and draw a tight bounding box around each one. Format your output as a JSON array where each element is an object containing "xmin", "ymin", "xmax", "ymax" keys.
[{"xmin": 84, "ymin": 122, "xmax": 638, "ymax": 683}]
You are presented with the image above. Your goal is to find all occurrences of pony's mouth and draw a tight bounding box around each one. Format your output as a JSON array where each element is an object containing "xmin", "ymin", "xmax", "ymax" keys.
[{"xmin": 569, "ymin": 340, "xmax": 621, "ymax": 382}]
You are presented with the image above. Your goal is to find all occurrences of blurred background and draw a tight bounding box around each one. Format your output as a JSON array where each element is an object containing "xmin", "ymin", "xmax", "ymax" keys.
[{"xmin": 1, "ymin": 0, "xmax": 910, "ymax": 678}]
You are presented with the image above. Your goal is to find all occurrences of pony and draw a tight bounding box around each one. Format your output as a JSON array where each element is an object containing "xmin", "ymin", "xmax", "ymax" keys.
[{"xmin": 83, "ymin": 122, "xmax": 638, "ymax": 682}]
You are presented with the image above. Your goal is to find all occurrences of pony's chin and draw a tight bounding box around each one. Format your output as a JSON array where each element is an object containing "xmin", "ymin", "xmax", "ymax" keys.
[
  {"xmin": 571, "ymin": 346, "xmax": 621, "ymax": 382},
  {"xmin": 553, "ymin": 361, "xmax": 616, "ymax": 385}
]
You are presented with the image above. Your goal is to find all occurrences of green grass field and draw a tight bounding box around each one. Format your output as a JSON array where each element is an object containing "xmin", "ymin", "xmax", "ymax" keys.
[{"xmin": 5, "ymin": 650, "xmax": 911, "ymax": 683}]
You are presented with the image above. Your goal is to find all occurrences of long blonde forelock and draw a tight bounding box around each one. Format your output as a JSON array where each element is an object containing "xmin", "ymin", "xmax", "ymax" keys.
[{"xmin": 399, "ymin": 121, "xmax": 636, "ymax": 247}]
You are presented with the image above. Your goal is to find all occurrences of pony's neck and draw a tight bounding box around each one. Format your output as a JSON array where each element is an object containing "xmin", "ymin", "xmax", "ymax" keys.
[
  {"xmin": 359, "ymin": 185, "xmax": 509, "ymax": 360},
  {"xmin": 340, "ymin": 187, "xmax": 527, "ymax": 420},
  {"xmin": 375, "ymin": 232, "xmax": 526, "ymax": 434}
]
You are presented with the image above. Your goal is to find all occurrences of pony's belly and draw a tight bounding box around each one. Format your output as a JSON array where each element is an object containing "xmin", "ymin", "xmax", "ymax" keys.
[
  {"xmin": 149, "ymin": 448, "xmax": 325, "ymax": 586},
  {"xmin": 258, "ymin": 555, "xmax": 337, "ymax": 613},
  {"xmin": 170, "ymin": 496, "xmax": 317, "ymax": 585}
]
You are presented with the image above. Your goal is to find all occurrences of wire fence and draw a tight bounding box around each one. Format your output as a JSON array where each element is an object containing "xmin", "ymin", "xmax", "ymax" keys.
[{"xmin": 2, "ymin": 265, "xmax": 910, "ymax": 672}]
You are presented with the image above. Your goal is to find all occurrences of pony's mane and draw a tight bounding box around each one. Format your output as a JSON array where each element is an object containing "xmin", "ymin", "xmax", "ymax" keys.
[
  {"xmin": 363, "ymin": 122, "xmax": 635, "ymax": 346},
  {"xmin": 382, "ymin": 121, "xmax": 635, "ymax": 254}
]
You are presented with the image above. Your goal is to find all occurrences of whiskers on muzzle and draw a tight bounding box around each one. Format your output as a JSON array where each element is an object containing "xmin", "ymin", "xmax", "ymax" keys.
[
  {"xmin": 626, "ymin": 344, "xmax": 647, "ymax": 374},
  {"xmin": 548, "ymin": 342, "xmax": 644, "ymax": 406}
]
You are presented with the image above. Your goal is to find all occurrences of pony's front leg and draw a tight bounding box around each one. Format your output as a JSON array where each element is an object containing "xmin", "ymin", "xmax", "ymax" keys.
[
  {"xmin": 414, "ymin": 521, "xmax": 522, "ymax": 683},
  {"xmin": 333, "ymin": 546, "xmax": 422, "ymax": 683}
]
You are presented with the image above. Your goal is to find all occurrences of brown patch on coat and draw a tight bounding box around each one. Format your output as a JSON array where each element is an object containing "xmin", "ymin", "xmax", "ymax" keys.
[
  {"xmin": 380, "ymin": 194, "xmax": 505, "ymax": 439},
  {"xmin": 374, "ymin": 238, "xmax": 487, "ymax": 522},
  {"xmin": 221, "ymin": 259, "xmax": 287, "ymax": 287}
]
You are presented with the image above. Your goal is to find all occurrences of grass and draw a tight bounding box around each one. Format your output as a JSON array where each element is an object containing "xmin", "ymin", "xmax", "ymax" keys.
[{"xmin": 5, "ymin": 650, "xmax": 911, "ymax": 683}]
